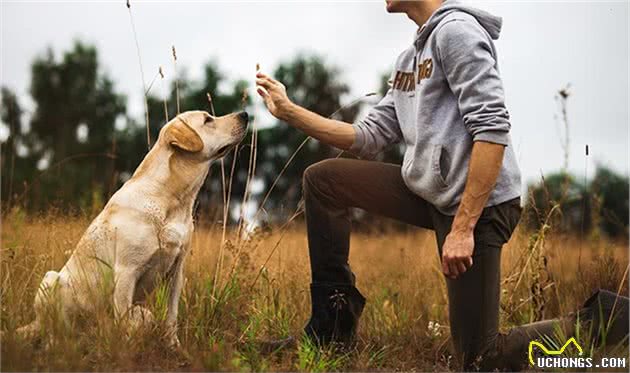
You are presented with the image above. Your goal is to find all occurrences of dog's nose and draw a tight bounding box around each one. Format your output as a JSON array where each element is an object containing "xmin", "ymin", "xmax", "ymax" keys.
[{"xmin": 238, "ymin": 111, "xmax": 249, "ymax": 122}]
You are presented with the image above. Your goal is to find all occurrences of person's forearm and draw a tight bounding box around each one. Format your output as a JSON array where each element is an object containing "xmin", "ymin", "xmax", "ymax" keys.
[
  {"xmin": 451, "ymin": 141, "xmax": 505, "ymax": 234},
  {"xmin": 280, "ymin": 103, "xmax": 356, "ymax": 150}
]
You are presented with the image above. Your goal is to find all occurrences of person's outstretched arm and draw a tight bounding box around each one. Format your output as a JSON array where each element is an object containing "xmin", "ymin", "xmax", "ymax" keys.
[
  {"xmin": 256, "ymin": 72, "xmax": 402, "ymax": 158},
  {"xmin": 255, "ymin": 72, "xmax": 355, "ymax": 150}
]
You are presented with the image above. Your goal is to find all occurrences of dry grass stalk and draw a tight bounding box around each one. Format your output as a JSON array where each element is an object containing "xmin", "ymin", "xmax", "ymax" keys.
[
  {"xmin": 213, "ymin": 73, "xmax": 259, "ymax": 291},
  {"xmin": 125, "ymin": 0, "xmax": 151, "ymax": 150},
  {"xmin": 207, "ymin": 87, "xmax": 239, "ymax": 298},
  {"xmin": 172, "ymin": 46, "xmax": 180, "ymax": 115},
  {"xmin": 555, "ymin": 84, "xmax": 571, "ymax": 172},
  {"xmin": 502, "ymin": 202, "xmax": 560, "ymax": 321},
  {"xmin": 236, "ymin": 88, "xmax": 257, "ymax": 241},
  {"xmin": 577, "ymin": 143, "xmax": 590, "ymax": 273},
  {"xmin": 249, "ymin": 207, "xmax": 303, "ymax": 289},
  {"xmin": 206, "ymin": 91, "xmax": 226, "ymax": 299},
  {"xmin": 159, "ymin": 66, "xmax": 169, "ymax": 123},
  {"xmin": 206, "ymin": 92, "xmax": 215, "ymax": 117},
  {"xmin": 214, "ymin": 146, "xmax": 239, "ymax": 287},
  {"xmin": 145, "ymin": 70, "xmax": 160, "ymax": 96},
  {"xmin": 606, "ymin": 263, "xmax": 629, "ymax": 333},
  {"xmin": 212, "ymin": 157, "xmax": 228, "ymax": 298}
]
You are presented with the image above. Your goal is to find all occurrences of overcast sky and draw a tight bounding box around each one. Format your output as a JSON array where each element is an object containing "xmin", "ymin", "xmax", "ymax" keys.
[{"xmin": 1, "ymin": 0, "xmax": 628, "ymax": 186}]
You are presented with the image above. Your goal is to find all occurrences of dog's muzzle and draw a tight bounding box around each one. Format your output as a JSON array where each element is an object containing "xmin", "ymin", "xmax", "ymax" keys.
[
  {"xmin": 233, "ymin": 111, "xmax": 249, "ymax": 139},
  {"xmin": 238, "ymin": 111, "xmax": 249, "ymax": 122}
]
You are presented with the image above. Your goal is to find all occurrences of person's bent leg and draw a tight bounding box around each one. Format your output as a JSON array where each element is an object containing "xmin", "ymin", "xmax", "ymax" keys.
[
  {"xmin": 302, "ymin": 158, "xmax": 434, "ymax": 346},
  {"xmin": 304, "ymin": 158, "xmax": 434, "ymax": 285}
]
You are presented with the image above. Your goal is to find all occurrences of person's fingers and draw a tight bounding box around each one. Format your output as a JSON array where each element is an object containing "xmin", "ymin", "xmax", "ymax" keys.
[
  {"xmin": 261, "ymin": 73, "xmax": 281, "ymax": 86},
  {"xmin": 256, "ymin": 86, "xmax": 270, "ymax": 99},
  {"xmin": 466, "ymin": 256, "xmax": 473, "ymax": 269},
  {"xmin": 256, "ymin": 73, "xmax": 280, "ymax": 87},
  {"xmin": 456, "ymin": 260, "xmax": 468, "ymax": 275},
  {"xmin": 257, "ymin": 87, "xmax": 274, "ymax": 110},
  {"xmin": 256, "ymin": 78, "xmax": 275, "ymax": 90},
  {"xmin": 256, "ymin": 73, "xmax": 287, "ymax": 95},
  {"xmin": 442, "ymin": 257, "xmax": 451, "ymax": 278},
  {"xmin": 448, "ymin": 261, "xmax": 460, "ymax": 279}
]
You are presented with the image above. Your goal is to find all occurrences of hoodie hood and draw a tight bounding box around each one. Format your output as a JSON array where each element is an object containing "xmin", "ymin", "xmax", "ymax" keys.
[{"xmin": 414, "ymin": 0, "xmax": 502, "ymax": 50}]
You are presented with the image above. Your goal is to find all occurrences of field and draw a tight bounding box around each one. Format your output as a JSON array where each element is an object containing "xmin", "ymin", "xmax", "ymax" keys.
[{"xmin": 1, "ymin": 208, "xmax": 628, "ymax": 371}]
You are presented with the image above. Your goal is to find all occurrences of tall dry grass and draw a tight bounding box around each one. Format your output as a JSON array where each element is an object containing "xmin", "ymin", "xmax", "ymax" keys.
[{"xmin": 1, "ymin": 207, "xmax": 627, "ymax": 371}]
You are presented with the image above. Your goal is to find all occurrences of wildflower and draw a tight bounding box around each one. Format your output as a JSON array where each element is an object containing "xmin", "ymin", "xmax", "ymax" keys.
[{"xmin": 428, "ymin": 320, "xmax": 442, "ymax": 337}]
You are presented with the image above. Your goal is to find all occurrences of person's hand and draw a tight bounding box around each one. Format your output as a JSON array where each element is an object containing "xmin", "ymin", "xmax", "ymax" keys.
[
  {"xmin": 441, "ymin": 229, "xmax": 474, "ymax": 279},
  {"xmin": 256, "ymin": 72, "xmax": 293, "ymax": 120}
]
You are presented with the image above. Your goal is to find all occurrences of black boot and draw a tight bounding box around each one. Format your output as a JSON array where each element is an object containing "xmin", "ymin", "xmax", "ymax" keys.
[
  {"xmin": 481, "ymin": 289, "xmax": 629, "ymax": 371},
  {"xmin": 260, "ymin": 283, "xmax": 366, "ymax": 354},
  {"xmin": 304, "ymin": 283, "xmax": 366, "ymax": 347},
  {"xmin": 578, "ymin": 289, "xmax": 629, "ymax": 346}
]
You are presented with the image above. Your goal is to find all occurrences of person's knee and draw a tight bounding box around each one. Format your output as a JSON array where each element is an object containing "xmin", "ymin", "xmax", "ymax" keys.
[{"xmin": 303, "ymin": 159, "xmax": 342, "ymax": 192}]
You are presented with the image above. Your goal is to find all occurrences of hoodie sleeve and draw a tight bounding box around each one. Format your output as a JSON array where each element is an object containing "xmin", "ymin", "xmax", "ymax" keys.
[
  {"xmin": 435, "ymin": 19, "xmax": 511, "ymax": 146},
  {"xmin": 349, "ymin": 88, "xmax": 402, "ymax": 159}
]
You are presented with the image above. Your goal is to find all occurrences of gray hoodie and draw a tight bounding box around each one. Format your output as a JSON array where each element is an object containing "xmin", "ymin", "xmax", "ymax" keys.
[{"xmin": 349, "ymin": 0, "xmax": 521, "ymax": 215}]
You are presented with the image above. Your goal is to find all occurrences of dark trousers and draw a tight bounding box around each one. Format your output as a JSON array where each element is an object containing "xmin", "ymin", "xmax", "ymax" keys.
[{"xmin": 303, "ymin": 158, "xmax": 562, "ymax": 370}]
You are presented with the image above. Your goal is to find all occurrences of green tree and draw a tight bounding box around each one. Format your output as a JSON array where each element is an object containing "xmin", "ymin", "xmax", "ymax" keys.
[
  {"xmin": 525, "ymin": 172, "xmax": 590, "ymax": 234},
  {"xmin": 525, "ymin": 166, "xmax": 629, "ymax": 238},
  {"xmin": 591, "ymin": 166, "xmax": 629, "ymax": 237},
  {"xmin": 16, "ymin": 41, "xmax": 127, "ymax": 211},
  {"xmin": 1, "ymin": 87, "xmax": 41, "ymax": 207}
]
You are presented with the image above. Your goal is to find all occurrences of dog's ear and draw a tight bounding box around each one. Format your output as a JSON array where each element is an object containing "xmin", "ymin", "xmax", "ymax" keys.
[{"xmin": 164, "ymin": 117, "xmax": 204, "ymax": 153}]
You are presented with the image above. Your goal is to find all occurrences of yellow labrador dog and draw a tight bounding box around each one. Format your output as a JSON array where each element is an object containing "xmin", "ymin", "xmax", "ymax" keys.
[{"xmin": 15, "ymin": 110, "xmax": 248, "ymax": 347}]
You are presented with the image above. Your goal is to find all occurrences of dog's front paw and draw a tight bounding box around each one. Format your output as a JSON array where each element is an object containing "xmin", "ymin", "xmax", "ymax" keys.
[
  {"xmin": 172, "ymin": 341, "xmax": 193, "ymax": 367},
  {"xmin": 127, "ymin": 306, "xmax": 154, "ymax": 330},
  {"xmin": 164, "ymin": 328, "xmax": 191, "ymax": 366},
  {"xmin": 168, "ymin": 333, "xmax": 181, "ymax": 349}
]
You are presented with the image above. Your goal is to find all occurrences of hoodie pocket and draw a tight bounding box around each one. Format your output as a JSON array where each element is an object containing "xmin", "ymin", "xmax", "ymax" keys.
[{"xmin": 431, "ymin": 144, "xmax": 450, "ymax": 189}]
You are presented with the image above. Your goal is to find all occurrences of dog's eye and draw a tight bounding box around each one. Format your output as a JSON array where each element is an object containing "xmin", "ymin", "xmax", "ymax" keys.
[{"xmin": 204, "ymin": 116, "xmax": 214, "ymax": 125}]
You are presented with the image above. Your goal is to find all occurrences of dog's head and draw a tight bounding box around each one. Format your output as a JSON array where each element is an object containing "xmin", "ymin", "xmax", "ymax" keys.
[{"xmin": 159, "ymin": 110, "xmax": 248, "ymax": 161}]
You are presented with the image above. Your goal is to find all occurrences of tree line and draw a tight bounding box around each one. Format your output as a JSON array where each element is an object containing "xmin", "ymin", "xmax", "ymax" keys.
[{"xmin": 1, "ymin": 41, "xmax": 627, "ymax": 238}]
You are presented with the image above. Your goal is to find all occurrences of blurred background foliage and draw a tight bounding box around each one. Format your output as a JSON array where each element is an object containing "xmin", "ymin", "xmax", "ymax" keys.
[{"xmin": 1, "ymin": 40, "xmax": 627, "ymax": 238}]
